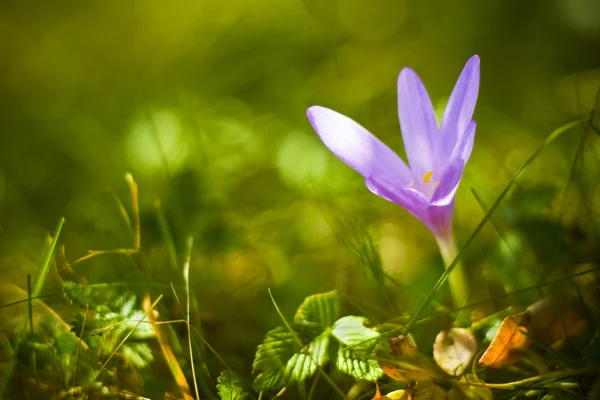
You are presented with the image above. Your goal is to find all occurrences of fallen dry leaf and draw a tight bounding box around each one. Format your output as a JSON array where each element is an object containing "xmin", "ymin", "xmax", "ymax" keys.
[
  {"xmin": 433, "ymin": 328, "xmax": 477, "ymax": 376},
  {"xmin": 0, "ymin": 283, "xmax": 73, "ymax": 339},
  {"xmin": 378, "ymin": 336, "xmax": 439, "ymax": 383},
  {"xmin": 372, "ymin": 384, "xmax": 407, "ymax": 400},
  {"xmin": 385, "ymin": 390, "xmax": 408, "ymax": 400},
  {"xmin": 372, "ymin": 383, "xmax": 447, "ymax": 400},
  {"xmin": 527, "ymin": 297, "xmax": 587, "ymax": 346},
  {"xmin": 479, "ymin": 312, "xmax": 531, "ymax": 369},
  {"xmin": 389, "ymin": 335, "xmax": 420, "ymax": 357}
]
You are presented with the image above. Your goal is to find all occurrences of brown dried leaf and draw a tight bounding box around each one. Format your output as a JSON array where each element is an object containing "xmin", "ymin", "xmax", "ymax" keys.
[
  {"xmin": 389, "ymin": 335, "xmax": 420, "ymax": 357},
  {"xmin": 479, "ymin": 312, "xmax": 531, "ymax": 369},
  {"xmin": 379, "ymin": 362, "xmax": 434, "ymax": 384},
  {"xmin": 385, "ymin": 391, "xmax": 408, "ymax": 400},
  {"xmin": 378, "ymin": 336, "xmax": 438, "ymax": 383},
  {"xmin": 372, "ymin": 384, "xmax": 447, "ymax": 400},
  {"xmin": 372, "ymin": 384, "xmax": 408, "ymax": 400},
  {"xmin": 0, "ymin": 283, "xmax": 72, "ymax": 337},
  {"xmin": 527, "ymin": 297, "xmax": 587, "ymax": 346},
  {"xmin": 433, "ymin": 328, "xmax": 477, "ymax": 376}
]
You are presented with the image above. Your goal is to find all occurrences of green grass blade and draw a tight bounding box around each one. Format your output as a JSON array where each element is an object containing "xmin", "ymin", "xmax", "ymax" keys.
[
  {"xmin": 156, "ymin": 199, "xmax": 180, "ymax": 270},
  {"xmin": 32, "ymin": 217, "xmax": 65, "ymax": 298}
]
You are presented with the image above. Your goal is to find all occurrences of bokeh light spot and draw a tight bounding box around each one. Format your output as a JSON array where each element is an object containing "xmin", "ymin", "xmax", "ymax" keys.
[{"xmin": 126, "ymin": 110, "xmax": 189, "ymax": 175}]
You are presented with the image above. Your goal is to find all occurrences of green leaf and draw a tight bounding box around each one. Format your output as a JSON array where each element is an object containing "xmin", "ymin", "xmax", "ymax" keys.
[
  {"xmin": 336, "ymin": 347, "xmax": 383, "ymax": 381},
  {"xmin": 122, "ymin": 310, "xmax": 155, "ymax": 340},
  {"xmin": 294, "ymin": 290, "xmax": 339, "ymax": 328},
  {"xmin": 332, "ymin": 316, "xmax": 379, "ymax": 345},
  {"xmin": 253, "ymin": 322, "xmax": 329, "ymax": 391},
  {"xmin": 70, "ymin": 312, "xmax": 100, "ymax": 337},
  {"xmin": 332, "ymin": 316, "xmax": 383, "ymax": 381},
  {"xmin": 54, "ymin": 332, "xmax": 78, "ymax": 355},
  {"xmin": 217, "ymin": 371, "xmax": 253, "ymax": 400},
  {"xmin": 121, "ymin": 342, "xmax": 154, "ymax": 369}
]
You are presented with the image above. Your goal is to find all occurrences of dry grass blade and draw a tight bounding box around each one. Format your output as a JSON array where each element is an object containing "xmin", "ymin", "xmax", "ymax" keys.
[
  {"xmin": 143, "ymin": 293, "xmax": 194, "ymax": 400},
  {"xmin": 125, "ymin": 172, "xmax": 141, "ymax": 250},
  {"xmin": 184, "ymin": 236, "xmax": 200, "ymax": 399}
]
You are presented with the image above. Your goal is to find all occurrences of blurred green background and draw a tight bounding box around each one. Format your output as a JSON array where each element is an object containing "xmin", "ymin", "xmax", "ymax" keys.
[{"xmin": 1, "ymin": 0, "xmax": 600, "ymax": 373}]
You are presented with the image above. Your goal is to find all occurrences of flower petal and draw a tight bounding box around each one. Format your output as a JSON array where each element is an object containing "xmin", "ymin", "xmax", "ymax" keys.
[
  {"xmin": 429, "ymin": 158, "xmax": 466, "ymax": 207},
  {"xmin": 307, "ymin": 106, "xmax": 412, "ymax": 184},
  {"xmin": 397, "ymin": 67, "xmax": 439, "ymax": 182},
  {"xmin": 450, "ymin": 120, "xmax": 476, "ymax": 163},
  {"xmin": 425, "ymin": 200, "xmax": 455, "ymax": 239},
  {"xmin": 366, "ymin": 176, "xmax": 429, "ymax": 223},
  {"xmin": 426, "ymin": 122, "xmax": 474, "ymax": 236},
  {"xmin": 440, "ymin": 55, "xmax": 480, "ymax": 156}
]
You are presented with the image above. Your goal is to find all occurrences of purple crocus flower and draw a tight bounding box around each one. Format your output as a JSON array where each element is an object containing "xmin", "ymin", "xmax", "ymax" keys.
[{"xmin": 307, "ymin": 55, "xmax": 479, "ymax": 244}]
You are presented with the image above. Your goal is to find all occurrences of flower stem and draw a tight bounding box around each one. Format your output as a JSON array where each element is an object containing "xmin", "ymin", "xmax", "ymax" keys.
[{"xmin": 435, "ymin": 234, "xmax": 469, "ymax": 310}]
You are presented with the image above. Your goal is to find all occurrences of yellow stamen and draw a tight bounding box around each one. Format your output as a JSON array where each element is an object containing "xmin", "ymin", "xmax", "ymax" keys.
[{"xmin": 423, "ymin": 170, "xmax": 433, "ymax": 183}]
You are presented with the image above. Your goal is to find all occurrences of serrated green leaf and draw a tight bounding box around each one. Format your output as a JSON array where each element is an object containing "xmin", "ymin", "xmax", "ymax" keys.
[
  {"xmin": 332, "ymin": 316, "xmax": 379, "ymax": 345},
  {"xmin": 217, "ymin": 371, "xmax": 253, "ymax": 400},
  {"xmin": 332, "ymin": 316, "xmax": 383, "ymax": 381},
  {"xmin": 70, "ymin": 312, "xmax": 100, "ymax": 337},
  {"xmin": 336, "ymin": 347, "xmax": 383, "ymax": 381},
  {"xmin": 55, "ymin": 332, "xmax": 78, "ymax": 355},
  {"xmin": 294, "ymin": 290, "xmax": 339, "ymax": 328},
  {"xmin": 121, "ymin": 342, "xmax": 154, "ymax": 369},
  {"xmin": 123, "ymin": 310, "xmax": 155, "ymax": 340},
  {"xmin": 253, "ymin": 322, "xmax": 329, "ymax": 391}
]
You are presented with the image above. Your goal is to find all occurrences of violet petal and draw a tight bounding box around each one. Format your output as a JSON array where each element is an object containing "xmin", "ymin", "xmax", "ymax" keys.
[
  {"xmin": 397, "ymin": 67, "xmax": 440, "ymax": 182},
  {"xmin": 307, "ymin": 106, "xmax": 413, "ymax": 185},
  {"xmin": 439, "ymin": 55, "xmax": 480, "ymax": 156},
  {"xmin": 429, "ymin": 158, "xmax": 466, "ymax": 207},
  {"xmin": 425, "ymin": 199, "xmax": 455, "ymax": 239},
  {"xmin": 451, "ymin": 120, "xmax": 476, "ymax": 163},
  {"xmin": 366, "ymin": 176, "xmax": 429, "ymax": 223}
]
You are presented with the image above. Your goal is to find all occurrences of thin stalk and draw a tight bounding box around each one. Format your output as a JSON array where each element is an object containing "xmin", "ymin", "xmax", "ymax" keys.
[
  {"xmin": 435, "ymin": 233, "xmax": 469, "ymax": 310},
  {"xmin": 184, "ymin": 237, "xmax": 200, "ymax": 400}
]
